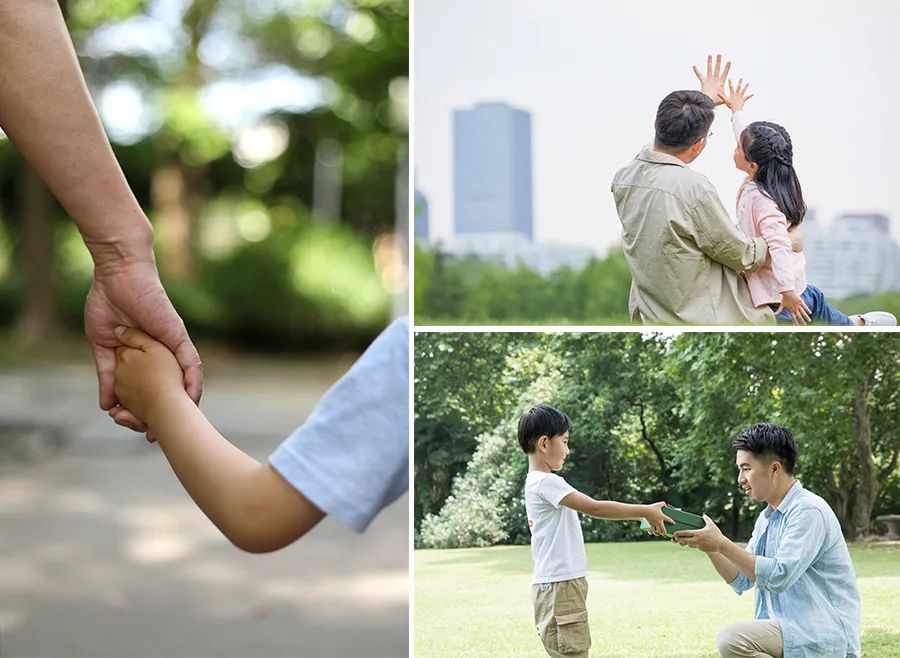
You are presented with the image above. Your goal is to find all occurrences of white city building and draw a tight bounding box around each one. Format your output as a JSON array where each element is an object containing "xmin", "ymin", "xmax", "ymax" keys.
[{"xmin": 804, "ymin": 213, "xmax": 900, "ymax": 299}]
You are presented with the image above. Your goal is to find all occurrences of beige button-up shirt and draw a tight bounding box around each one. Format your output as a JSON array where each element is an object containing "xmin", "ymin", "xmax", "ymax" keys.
[{"xmin": 611, "ymin": 147, "xmax": 774, "ymax": 325}]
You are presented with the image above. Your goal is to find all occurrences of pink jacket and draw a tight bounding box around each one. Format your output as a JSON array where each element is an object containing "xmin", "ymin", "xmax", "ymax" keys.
[{"xmin": 732, "ymin": 111, "xmax": 806, "ymax": 307}]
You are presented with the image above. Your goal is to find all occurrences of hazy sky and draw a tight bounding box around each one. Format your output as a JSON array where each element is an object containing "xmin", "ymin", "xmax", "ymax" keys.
[{"xmin": 414, "ymin": 0, "xmax": 900, "ymax": 256}]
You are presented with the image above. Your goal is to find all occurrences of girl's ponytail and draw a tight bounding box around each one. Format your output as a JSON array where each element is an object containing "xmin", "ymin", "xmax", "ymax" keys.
[{"xmin": 741, "ymin": 122, "xmax": 807, "ymax": 226}]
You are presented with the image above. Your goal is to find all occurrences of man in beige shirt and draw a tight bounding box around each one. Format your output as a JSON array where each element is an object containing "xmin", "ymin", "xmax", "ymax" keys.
[{"xmin": 612, "ymin": 56, "xmax": 775, "ymax": 325}]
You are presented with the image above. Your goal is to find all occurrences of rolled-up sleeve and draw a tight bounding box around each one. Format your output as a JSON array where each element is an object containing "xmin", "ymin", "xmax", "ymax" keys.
[
  {"xmin": 755, "ymin": 507, "xmax": 826, "ymax": 593},
  {"xmin": 729, "ymin": 531, "xmax": 759, "ymax": 595},
  {"xmin": 729, "ymin": 570, "xmax": 754, "ymax": 594}
]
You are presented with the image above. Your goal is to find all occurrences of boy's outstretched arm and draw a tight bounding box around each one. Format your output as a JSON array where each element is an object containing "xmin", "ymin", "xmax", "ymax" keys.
[
  {"xmin": 114, "ymin": 327, "xmax": 325, "ymax": 553},
  {"xmin": 560, "ymin": 492, "xmax": 673, "ymax": 535}
]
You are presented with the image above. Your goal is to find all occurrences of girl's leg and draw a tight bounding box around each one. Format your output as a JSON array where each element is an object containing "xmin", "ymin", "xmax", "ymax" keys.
[{"xmin": 798, "ymin": 285, "xmax": 855, "ymax": 326}]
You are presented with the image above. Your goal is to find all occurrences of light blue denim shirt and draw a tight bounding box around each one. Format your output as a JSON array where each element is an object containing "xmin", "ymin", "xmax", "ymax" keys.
[{"xmin": 729, "ymin": 481, "xmax": 861, "ymax": 657}]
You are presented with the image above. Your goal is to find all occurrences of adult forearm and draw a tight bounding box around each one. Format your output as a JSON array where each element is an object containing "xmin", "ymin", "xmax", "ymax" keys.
[
  {"xmin": 707, "ymin": 551, "xmax": 740, "ymax": 583},
  {"xmin": 718, "ymin": 537, "xmax": 756, "ymax": 581},
  {"xmin": 147, "ymin": 394, "xmax": 319, "ymax": 552},
  {"xmin": 0, "ymin": 0, "xmax": 152, "ymax": 263}
]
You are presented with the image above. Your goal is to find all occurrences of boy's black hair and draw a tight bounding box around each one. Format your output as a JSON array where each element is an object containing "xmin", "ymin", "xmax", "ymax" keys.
[
  {"xmin": 517, "ymin": 403, "xmax": 572, "ymax": 454},
  {"xmin": 732, "ymin": 422, "xmax": 798, "ymax": 475},
  {"xmin": 654, "ymin": 90, "xmax": 715, "ymax": 151}
]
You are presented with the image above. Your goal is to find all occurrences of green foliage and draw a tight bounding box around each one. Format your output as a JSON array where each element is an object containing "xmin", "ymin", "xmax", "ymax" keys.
[
  {"xmin": 419, "ymin": 367, "xmax": 564, "ymax": 549},
  {"xmin": 413, "ymin": 333, "xmax": 531, "ymax": 525},
  {"xmin": 69, "ymin": 0, "xmax": 145, "ymax": 30},
  {"xmin": 198, "ymin": 221, "xmax": 391, "ymax": 346},
  {"xmin": 41, "ymin": 210, "xmax": 390, "ymax": 348},
  {"xmin": 416, "ymin": 333, "xmax": 900, "ymax": 547},
  {"xmin": 414, "ymin": 246, "xmax": 634, "ymax": 325},
  {"xmin": 838, "ymin": 291, "xmax": 900, "ymax": 320},
  {"xmin": 0, "ymin": 0, "xmax": 408, "ymax": 349}
]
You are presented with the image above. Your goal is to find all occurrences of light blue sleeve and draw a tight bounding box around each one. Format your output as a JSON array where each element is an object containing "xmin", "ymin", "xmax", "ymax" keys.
[
  {"xmin": 755, "ymin": 506, "xmax": 826, "ymax": 593},
  {"xmin": 729, "ymin": 518, "xmax": 761, "ymax": 595},
  {"xmin": 269, "ymin": 317, "xmax": 409, "ymax": 533}
]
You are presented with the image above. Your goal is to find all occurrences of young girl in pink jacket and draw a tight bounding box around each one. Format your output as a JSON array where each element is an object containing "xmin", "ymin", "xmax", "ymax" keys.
[{"xmin": 719, "ymin": 80, "xmax": 895, "ymax": 326}]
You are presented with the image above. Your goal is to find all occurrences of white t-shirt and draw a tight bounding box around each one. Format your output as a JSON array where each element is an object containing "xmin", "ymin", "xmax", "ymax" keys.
[
  {"xmin": 268, "ymin": 316, "xmax": 408, "ymax": 533},
  {"xmin": 524, "ymin": 471, "xmax": 587, "ymax": 584}
]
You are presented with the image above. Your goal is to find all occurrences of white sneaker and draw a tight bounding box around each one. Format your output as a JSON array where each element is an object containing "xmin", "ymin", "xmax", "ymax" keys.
[{"xmin": 859, "ymin": 311, "xmax": 897, "ymax": 326}]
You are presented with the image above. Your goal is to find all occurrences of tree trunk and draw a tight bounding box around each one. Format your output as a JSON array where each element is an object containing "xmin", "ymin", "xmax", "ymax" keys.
[
  {"xmin": 849, "ymin": 372, "xmax": 879, "ymax": 539},
  {"xmin": 14, "ymin": 169, "xmax": 57, "ymax": 345},
  {"xmin": 636, "ymin": 400, "xmax": 670, "ymax": 486},
  {"xmin": 151, "ymin": 161, "xmax": 203, "ymax": 279}
]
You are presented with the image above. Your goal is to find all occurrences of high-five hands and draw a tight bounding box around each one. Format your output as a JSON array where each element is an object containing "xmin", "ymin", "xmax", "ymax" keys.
[{"xmin": 718, "ymin": 78, "xmax": 755, "ymax": 112}]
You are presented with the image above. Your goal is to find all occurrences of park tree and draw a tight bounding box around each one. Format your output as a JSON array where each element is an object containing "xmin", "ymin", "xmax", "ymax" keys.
[
  {"xmin": 664, "ymin": 332, "xmax": 900, "ymax": 540},
  {"xmin": 415, "ymin": 332, "xmax": 899, "ymax": 547},
  {"xmin": 414, "ymin": 332, "xmax": 540, "ymax": 525}
]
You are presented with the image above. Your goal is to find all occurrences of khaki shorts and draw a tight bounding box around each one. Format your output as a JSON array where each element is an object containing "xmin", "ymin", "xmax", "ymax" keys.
[{"xmin": 531, "ymin": 577, "xmax": 591, "ymax": 658}]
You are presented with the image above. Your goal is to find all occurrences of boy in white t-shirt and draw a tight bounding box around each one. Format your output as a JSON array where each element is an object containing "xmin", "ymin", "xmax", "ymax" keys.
[{"xmin": 520, "ymin": 403, "xmax": 672, "ymax": 658}]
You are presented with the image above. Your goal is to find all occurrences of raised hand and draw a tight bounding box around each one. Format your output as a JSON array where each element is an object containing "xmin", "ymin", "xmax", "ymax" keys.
[
  {"xmin": 693, "ymin": 54, "xmax": 731, "ymax": 105},
  {"xmin": 718, "ymin": 78, "xmax": 754, "ymax": 113}
]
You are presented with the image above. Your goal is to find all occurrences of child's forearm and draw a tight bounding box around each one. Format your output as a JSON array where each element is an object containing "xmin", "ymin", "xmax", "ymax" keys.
[
  {"xmin": 731, "ymin": 110, "xmax": 749, "ymax": 142},
  {"xmin": 586, "ymin": 500, "xmax": 649, "ymax": 520},
  {"xmin": 146, "ymin": 392, "xmax": 324, "ymax": 552}
]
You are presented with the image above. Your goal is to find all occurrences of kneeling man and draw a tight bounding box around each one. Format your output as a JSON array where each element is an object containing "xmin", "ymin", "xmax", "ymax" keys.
[{"xmin": 675, "ymin": 423, "xmax": 860, "ymax": 658}]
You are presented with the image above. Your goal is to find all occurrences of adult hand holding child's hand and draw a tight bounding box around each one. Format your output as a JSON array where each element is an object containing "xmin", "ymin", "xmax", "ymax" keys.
[{"xmin": 87, "ymin": 258, "xmax": 203, "ymax": 435}]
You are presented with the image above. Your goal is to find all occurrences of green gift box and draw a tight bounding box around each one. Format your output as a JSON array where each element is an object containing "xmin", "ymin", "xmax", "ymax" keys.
[{"xmin": 640, "ymin": 506, "xmax": 705, "ymax": 536}]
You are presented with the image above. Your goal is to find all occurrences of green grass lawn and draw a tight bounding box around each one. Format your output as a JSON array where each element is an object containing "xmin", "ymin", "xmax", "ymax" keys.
[{"xmin": 415, "ymin": 542, "xmax": 900, "ymax": 657}]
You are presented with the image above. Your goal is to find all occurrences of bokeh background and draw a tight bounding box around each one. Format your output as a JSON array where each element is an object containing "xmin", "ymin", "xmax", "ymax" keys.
[
  {"xmin": 0, "ymin": 2, "xmax": 408, "ymax": 656},
  {"xmin": 1, "ymin": 0, "xmax": 409, "ymax": 349}
]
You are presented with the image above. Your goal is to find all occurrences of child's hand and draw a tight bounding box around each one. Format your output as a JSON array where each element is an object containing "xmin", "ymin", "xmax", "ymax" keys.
[
  {"xmin": 644, "ymin": 501, "xmax": 675, "ymax": 537},
  {"xmin": 776, "ymin": 291, "xmax": 812, "ymax": 325},
  {"xmin": 717, "ymin": 78, "xmax": 754, "ymax": 112},
  {"xmin": 114, "ymin": 326, "xmax": 189, "ymax": 426}
]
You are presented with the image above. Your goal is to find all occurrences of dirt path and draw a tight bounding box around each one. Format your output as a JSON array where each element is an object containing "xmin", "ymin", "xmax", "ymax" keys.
[{"xmin": 0, "ymin": 356, "xmax": 408, "ymax": 658}]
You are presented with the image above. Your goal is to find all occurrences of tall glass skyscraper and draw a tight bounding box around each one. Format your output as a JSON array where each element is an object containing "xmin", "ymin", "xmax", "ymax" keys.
[{"xmin": 453, "ymin": 102, "xmax": 533, "ymax": 239}]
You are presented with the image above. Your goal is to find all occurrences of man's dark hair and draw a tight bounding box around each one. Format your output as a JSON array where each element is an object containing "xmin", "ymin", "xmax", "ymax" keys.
[
  {"xmin": 517, "ymin": 403, "xmax": 572, "ymax": 454},
  {"xmin": 654, "ymin": 90, "xmax": 715, "ymax": 151},
  {"xmin": 732, "ymin": 422, "xmax": 798, "ymax": 475}
]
